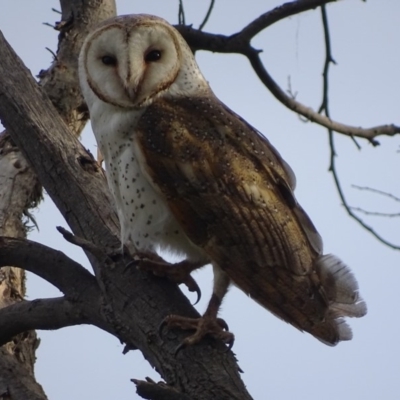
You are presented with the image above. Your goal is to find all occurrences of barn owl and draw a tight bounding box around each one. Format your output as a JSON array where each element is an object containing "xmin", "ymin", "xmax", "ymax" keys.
[{"xmin": 79, "ymin": 14, "xmax": 366, "ymax": 348}]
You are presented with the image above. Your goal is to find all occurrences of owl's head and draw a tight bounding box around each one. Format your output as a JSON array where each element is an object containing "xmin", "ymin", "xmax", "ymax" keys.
[{"xmin": 79, "ymin": 14, "xmax": 209, "ymax": 109}]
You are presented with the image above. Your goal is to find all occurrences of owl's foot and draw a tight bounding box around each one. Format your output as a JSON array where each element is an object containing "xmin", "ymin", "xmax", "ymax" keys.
[
  {"xmin": 133, "ymin": 254, "xmax": 205, "ymax": 305},
  {"xmin": 159, "ymin": 314, "xmax": 234, "ymax": 354}
]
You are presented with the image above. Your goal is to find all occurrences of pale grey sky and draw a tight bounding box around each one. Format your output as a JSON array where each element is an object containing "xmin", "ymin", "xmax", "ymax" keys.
[{"xmin": 1, "ymin": 1, "xmax": 399, "ymax": 399}]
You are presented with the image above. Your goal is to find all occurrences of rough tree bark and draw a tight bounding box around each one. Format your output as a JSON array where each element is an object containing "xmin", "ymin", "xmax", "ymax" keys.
[{"xmin": 0, "ymin": 1, "xmax": 116, "ymax": 399}]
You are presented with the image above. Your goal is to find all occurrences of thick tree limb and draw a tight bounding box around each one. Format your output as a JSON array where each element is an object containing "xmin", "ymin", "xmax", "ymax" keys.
[
  {"xmin": 0, "ymin": 297, "xmax": 87, "ymax": 347},
  {"xmin": 0, "ymin": 29, "xmax": 251, "ymax": 400},
  {"xmin": 176, "ymin": 0, "xmax": 400, "ymax": 141},
  {"xmin": 0, "ymin": 237, "xmax": 97, "ymax": 297}
]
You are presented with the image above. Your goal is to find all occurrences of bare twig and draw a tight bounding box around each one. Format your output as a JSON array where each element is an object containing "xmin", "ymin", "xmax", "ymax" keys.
[
  {"xmin": 349, "ymin": 207, "xmax": 400, "ymax": 218},
  {"xmin": 352, "ymin": 185, "xmax": 400, "ymax": 202},
  {"xmin": 45, "ymin": 47, "xmax": 57, "ymax": 61},
  {"xmin": 199, "ymin": 0, "xmax": 215, "ymax": 31},
  {"xmin": 318, "ymin": 5, "xmax": 400, "ymax": 250},
  {"xmin": 330, "ymin": 163, "xmax": 400, "ymax": 249},
  {"xmin": 56, "ymin": 226, "xmax": 110, "ymax": 261},
  {"xmin": 318, "ymin": 5, "xmax": 362, "ymax": 150},
  {"xmin": 178, "ymin": 0, "xmax": 186, "ymax": 25}
]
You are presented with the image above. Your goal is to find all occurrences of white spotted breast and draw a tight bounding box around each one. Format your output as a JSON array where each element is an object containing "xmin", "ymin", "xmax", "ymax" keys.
[{"xmin": 92, "ymin": 104, "xmax": 204, "ymax": 260}]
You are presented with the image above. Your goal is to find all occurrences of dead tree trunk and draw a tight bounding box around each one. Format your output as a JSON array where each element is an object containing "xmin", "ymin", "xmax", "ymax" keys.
[{"xmin": 0, "ymin": 1, "xmax": 116, "ymax": 398}]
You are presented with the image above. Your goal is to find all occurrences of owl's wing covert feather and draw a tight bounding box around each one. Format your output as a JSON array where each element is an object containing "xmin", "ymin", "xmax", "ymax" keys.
[{"xmin": 135, "ymin": 95, "xmax": 366, "ymax": 345}]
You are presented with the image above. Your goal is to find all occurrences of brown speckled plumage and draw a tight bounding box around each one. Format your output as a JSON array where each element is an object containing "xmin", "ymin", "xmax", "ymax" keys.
[{"xmin": 136, "ymin": 95, "xmax": 365, "ymax": 344}]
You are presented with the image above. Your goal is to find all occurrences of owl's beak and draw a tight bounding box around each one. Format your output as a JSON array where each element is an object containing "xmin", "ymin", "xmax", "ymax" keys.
[{"xmin": 124, "ymin": 85, "xmax": 138, "ymax": 102}]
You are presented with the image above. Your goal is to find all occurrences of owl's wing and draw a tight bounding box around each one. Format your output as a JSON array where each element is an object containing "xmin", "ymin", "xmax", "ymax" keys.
[
  {"xmin": 135, "ymin": 95, "xmax": 366, "ymax": 345},
  {"xmin": 220, "ymin": 104, "xmax": 323, "ymax": 254}
]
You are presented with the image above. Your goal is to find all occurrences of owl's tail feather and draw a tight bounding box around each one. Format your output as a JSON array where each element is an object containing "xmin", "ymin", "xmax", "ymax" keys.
[{"xmin": 313, "ymin": 254, "xmax": 367, "ymax": 344}]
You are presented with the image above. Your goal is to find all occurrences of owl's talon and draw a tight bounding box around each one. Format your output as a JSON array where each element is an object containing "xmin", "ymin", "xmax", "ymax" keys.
[
  {"xmin": 186, "ymin": 276, "xmax": 201, "ymax": 305},
  {"xmin": 160, "ymin": 314, "xmax": 235, "ymax": 352},
  {"xmin": 216, "ymin": 317, "xmax": 229, "ymax": 332},
  {"xmin": 225, "ymin": 336, "xmax": 235, "ymax": 352},
  {"xmin": 134, "ymin": 257, "xmax": 203, "ymax": 303},
  {"xmin": 193, "ymin": 290, "xmax": 201, "ymax": 306}
]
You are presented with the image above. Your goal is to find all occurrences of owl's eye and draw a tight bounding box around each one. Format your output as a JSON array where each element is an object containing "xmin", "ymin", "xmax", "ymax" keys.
[
  {"xmin": 101, "ymin": 55, "xmax": 117, "ymax": 66},
  {"xmin": 145, "ymin": 50, "xmax": 162, "ymax": 63}
]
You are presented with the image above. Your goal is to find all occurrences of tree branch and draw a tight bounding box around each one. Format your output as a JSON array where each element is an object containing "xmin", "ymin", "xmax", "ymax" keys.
[
  {"xmin": 198, "ymin": 0, "xmax": 215, "ymax": 31},
  {"xmin": 56, "ymin": 226, "xmax": 112, "ymax": 263},
  {"xmin": 245, "ymin": 49, "xmax": 399, "ymax": 142},
  {"xmin": 176, "ymin": 0, "xmax": 400, "ymax": 142},
  {"xmin": 239, "ymin": 0, "xmax": 338, "ymax": 39},
  {"xmin": 0, "ymin": 237, "xmax": 97, "ymax": 297},
  {"xmin": 352, "ymin": 185, "xmax": 400, "ymax": 202},
  {"xmin": 133, "ymin": 377, "xmax": 191, "ymax": 400},
  {"xmin": 348, "ymin": 207, "xmax": 400, "ymax": 218},
  {"xmin": 0, "ymin": 297, "xmax": 87, "ymax": 347}
]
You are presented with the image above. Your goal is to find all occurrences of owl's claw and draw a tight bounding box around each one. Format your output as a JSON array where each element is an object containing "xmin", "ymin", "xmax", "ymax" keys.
[
  {"xmin": 134, "ymin": 256, "xmax": 202, "ymax": 304},
  {"xmin": 184, "ymin": 276, "xmax": 201, "ymax": 305},
  {"xmin": 159, "ymin": 314, "xmax": 235, "ymax": 354}
]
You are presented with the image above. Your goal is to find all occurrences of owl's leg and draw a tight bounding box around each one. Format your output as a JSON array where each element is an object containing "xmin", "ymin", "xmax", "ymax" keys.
[
  {"xmin": 133, "ymin": 252, "xmax": 206, "ymax": 304},
  {"xmin": 160, "ymin": 266, "xmax": 234, "ymax": 352}
]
